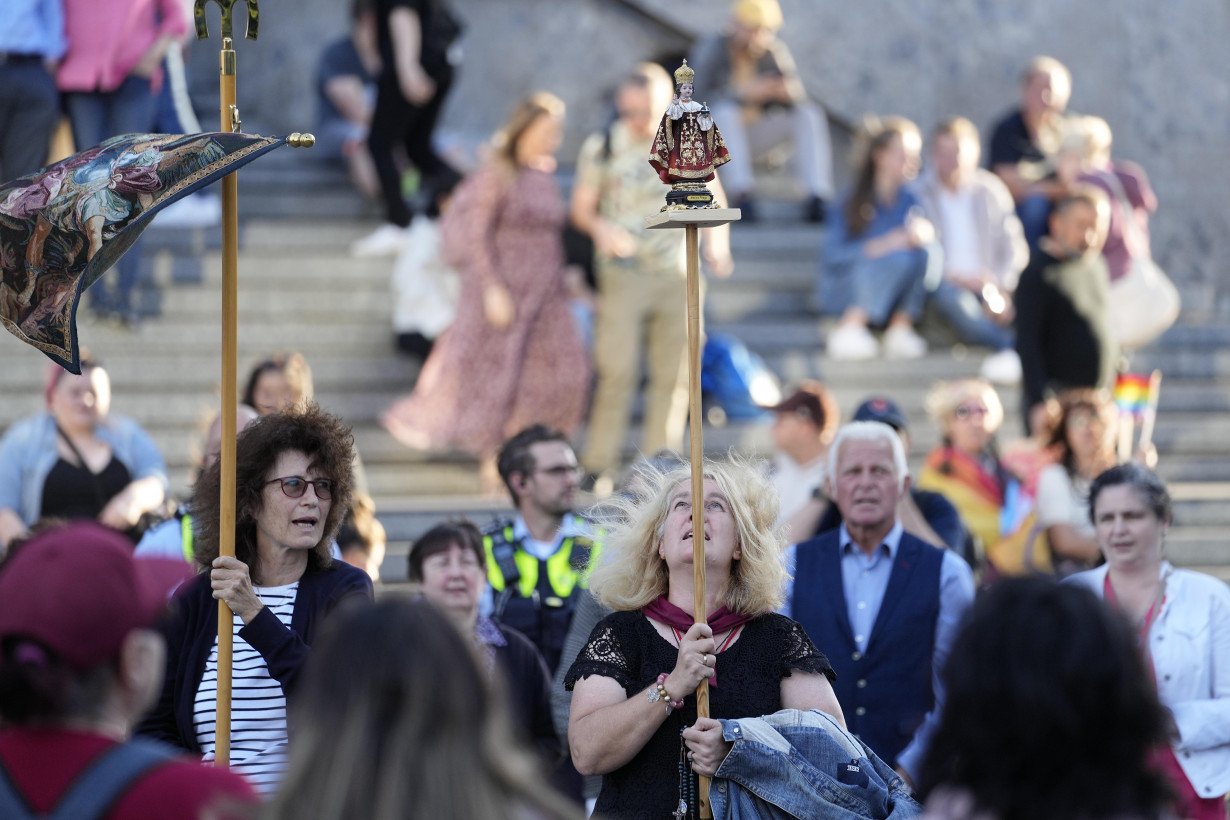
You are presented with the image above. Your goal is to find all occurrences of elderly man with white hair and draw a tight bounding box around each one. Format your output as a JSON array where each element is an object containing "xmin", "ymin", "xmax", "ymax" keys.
[{"xmin": 781, "ymin": 420, "xmax": 974, "ymax": 787}]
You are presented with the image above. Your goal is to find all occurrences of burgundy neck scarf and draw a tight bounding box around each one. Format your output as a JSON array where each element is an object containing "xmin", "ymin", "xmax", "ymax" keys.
[{"xmin": 641, "ymin": 596, "xmax": 753, "ymax": 687}]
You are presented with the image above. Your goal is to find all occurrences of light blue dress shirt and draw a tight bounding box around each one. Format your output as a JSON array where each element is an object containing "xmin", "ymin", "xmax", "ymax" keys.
[
  {"xmin": 0, "ymin": 0, "xmax": 67, "ymax": 60},
  {"xmin": 781, "ymin": 523, "xmax": 975, "ymax": 782}
]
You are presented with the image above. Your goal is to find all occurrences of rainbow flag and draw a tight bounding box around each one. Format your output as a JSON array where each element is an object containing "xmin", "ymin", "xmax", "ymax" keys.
[{"xmin": 1114, "ymin": 372, "xmax": 1157, "ymax": 418}]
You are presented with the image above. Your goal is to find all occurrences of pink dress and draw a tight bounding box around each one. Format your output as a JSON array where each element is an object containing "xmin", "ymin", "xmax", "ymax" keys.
[{"xmin": 382, "ymin": 164, "xmax": 590, "ymax": 456}]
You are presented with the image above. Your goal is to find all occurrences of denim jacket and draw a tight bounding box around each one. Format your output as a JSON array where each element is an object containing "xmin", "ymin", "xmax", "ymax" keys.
[
  {"xmin": 711, "ymin": 709, "xmax": 922, "ymax": 819},
  {"xmin": 0, "ymin": 412, "xmax": 167, "ymax": 527}
]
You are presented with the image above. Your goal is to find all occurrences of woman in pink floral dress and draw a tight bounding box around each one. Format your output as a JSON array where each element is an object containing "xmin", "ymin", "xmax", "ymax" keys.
[{"xmin": 382, "ymin": 92, "xmax": 590, "ymax": 483}]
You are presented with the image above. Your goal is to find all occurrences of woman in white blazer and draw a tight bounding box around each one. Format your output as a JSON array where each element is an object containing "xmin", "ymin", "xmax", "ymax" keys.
[{"xmin": 1068, "ymin": 463, "xmax": 1230, "ymax": 819}]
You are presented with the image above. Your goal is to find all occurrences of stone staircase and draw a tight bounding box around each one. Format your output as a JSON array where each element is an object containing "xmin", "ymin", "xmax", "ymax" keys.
[{"xmin": 2, "ymin": 152, "xmax": 1226, "ymax": 582}]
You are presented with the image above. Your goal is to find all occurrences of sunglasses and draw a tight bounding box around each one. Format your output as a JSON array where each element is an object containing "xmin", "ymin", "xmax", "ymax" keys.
[
  {"xmin": 265, "ymin": 476, "xmax": 334, "ymax": 500},
  {"xmin": 953, "ymin": 403, "xmax": 989, "ymax": 419},
  {"xmin": 535, "ymin": 464, "xmax": 580, "ymax": 478}
]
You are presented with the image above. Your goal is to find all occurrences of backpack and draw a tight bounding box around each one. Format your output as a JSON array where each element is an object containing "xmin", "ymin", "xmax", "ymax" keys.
[
  {"xmin": 0, "ymin": 738, "xmax": 177, "ymax": 820},
  {"xmin": 701, "ymin": 333, "xmax": 780, "ymax": 420}
]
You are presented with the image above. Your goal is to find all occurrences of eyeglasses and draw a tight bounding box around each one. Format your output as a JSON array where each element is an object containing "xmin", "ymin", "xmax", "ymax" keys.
[
  {"xmin": 953, "ymin": 403, "xmax": 989, "ymax": 420},
  {"xmin": 265, "ymin": 476, "xmax": 334, "ymax": 500},
  {"xmin": 535, "ymin": 464, "xmax": 580, "ymax": 478}
]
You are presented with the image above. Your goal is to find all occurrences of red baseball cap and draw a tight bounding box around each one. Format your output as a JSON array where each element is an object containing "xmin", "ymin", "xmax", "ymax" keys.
[{"xmin": 0, "ymin": 522, "xmax": 191, "ymax": 671}]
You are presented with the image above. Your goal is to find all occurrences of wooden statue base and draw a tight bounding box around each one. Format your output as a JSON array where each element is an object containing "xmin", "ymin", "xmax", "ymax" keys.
[
  {"xmin": 645, "ymin": 208, "xmax": 742, "ymax": 230},
  {"xmin": 664, "ymin": 182, "xmax": 716, "ymax": 209}
]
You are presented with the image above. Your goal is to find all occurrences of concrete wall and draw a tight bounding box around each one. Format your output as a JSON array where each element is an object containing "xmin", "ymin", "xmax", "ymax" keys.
[{"xmin": 188, "ymin": 0, "xmax": 1230, "ymax": 319}]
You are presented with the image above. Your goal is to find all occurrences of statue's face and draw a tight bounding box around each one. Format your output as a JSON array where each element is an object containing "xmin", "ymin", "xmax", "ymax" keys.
[{"xmin": 678, "ymin": 82, "xmax": 693, "ymax": 101}]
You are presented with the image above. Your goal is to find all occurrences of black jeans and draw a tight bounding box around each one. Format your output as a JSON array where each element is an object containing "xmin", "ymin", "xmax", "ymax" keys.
[
  {"xmin": 367, "ymin": 66, "xmax": 455, "ymax": 227},
  {"xmin": 0, "ymin": 60, "xmax": 59, "ymax": 181}
]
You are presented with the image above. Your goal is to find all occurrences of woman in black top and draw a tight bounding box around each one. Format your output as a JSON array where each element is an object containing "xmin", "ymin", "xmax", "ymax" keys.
[
  {"xmin": 566, "ymin": 457, "xmax": 842, "ymax": 818},
  {"xmin": 408, "ymin": 519, "xmax": 558, "ymax": 763},
  {"xmin": 0, "ymin": 355, "xmax": 167, "ymax": 548}
]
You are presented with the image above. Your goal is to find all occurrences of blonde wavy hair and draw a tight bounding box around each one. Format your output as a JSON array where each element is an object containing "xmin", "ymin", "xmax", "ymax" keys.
[
  {"xmin": 489, "ymin": 91, "xmax": 565, "ymax": 173},
  {"xmin": 925, "ymin": 378, "xmax": 1005, "ymax": 437},
  {"xmin": 586, "ymin": 456, "xmax": 787, "ymax": 616}
]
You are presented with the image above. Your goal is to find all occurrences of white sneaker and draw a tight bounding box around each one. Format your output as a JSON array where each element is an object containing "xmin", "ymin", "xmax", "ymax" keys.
[
  {"xmin": 827, "ymin": 323, "xmax": 879, "ymax": 361},
  {"xmin": 883, "ymin": 325, "xmax": 928, "ymax": 359},
  {"xmin": 979, "ymin": 349, "xmax": 1023, "ymax": 384},
  {"xmin": 350, "ymin": 223, "xmax": 410, "ymax": 257}
]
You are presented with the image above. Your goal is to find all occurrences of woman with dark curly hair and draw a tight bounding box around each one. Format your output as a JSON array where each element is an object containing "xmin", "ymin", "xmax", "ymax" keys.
[
  {"xmin": 137, "ymin": 404, "xmax": 373, "ymax": 794},
  {"xmin": 916, "ymin": 577, "xmax": 1173, "ymax": 819}
]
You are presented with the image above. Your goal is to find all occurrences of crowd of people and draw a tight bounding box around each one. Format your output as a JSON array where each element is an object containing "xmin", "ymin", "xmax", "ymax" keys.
[
  {"xmin": 0, "ymin": 0, "xmax": 1222, "ymax": 818},
  {"xmin": 1, "ymin": 401, "xmax": 1226, "ymax": 817}
]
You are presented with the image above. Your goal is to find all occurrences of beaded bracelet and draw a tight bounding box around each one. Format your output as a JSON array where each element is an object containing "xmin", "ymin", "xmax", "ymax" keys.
[{"xmin": 647, "ymin": 672, "xmax": 685, "ymax": 714}]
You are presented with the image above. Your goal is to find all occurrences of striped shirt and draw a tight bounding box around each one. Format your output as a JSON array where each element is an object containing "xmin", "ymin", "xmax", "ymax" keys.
[{"xmin": 193, "ymin": 582, "xmax": 299, "ymax": 795}]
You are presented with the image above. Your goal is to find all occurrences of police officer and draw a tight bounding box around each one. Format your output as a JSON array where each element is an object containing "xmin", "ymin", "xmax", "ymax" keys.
[{"xmin": 483, "ymin": 425, "xmax": 596, "ymax": 674}]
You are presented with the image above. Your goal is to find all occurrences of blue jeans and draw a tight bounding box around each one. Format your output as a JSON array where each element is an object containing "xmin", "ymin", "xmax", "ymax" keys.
[
  {"xmin": 710, "ymin": 709, "xmax": 921, "ymax": 819},
  {"xmin": 928, "ymin": 280, "xmax": 1013, "ymax": 350},
  {"xmin": 818, "ymin": 246, "xmax": 936, "ymax": 326},
  {"xmin": 65, "ymin": 76, "xmax": 157, "ymax": 316},
  {"xmin": 1016, "ymin": 194, "xmax": 1052, "ymax": 249}
]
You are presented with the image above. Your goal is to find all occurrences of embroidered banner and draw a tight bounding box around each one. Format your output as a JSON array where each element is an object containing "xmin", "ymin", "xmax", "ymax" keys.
[{"xmin": 0, "ymin": 132, "xmax": 286, "ymax": 373}]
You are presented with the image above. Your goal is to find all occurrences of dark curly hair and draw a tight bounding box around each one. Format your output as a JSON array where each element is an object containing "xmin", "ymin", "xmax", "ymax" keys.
[
  {"xmin": 191, "ymin": 404, "xmax": 354, "ymax": 582},
  {"xmin": 916, "ymin": 577, "xmax": 1172, "ymax": 819}
]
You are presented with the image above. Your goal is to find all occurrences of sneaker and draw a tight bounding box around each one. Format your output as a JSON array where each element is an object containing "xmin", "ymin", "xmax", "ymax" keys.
[
  {"xmin": 883, "ymin": 325, "xmax": 928, "ymax": 359},
  {"xmin": 802, "ymin": 195, "xmax": 827, "ymax": 224},
  {"xmin": 350, "ymin": 223, "xmax": 410, "ymax": 257},
  {"xmin": 979, "ymin": 349, "xmax": 1023, "ymax": 384},
  {"xmin": 827, "ymin": 323, "xmax": 879, "ymax": 361}
]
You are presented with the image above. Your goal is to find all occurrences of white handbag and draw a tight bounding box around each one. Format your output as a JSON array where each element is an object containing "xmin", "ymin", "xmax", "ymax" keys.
[
  {"xmin": 1100, "ymin": 170, "xmax": 1180, "ymax": 350},
  {"xmin": 1108, "ymin": 254, "xmax": 1180, "ymax": 351}
]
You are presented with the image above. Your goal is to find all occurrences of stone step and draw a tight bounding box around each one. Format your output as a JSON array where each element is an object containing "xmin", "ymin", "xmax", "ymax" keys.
[{"xmin": 7, "ymin": 373, "xmax": 1230, "ymax": 448}]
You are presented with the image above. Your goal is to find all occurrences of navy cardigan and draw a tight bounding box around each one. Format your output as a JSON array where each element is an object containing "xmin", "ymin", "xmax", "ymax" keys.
[{"xmin": 136, "ymin": 560, "xmax": 373, "ymax": 753}]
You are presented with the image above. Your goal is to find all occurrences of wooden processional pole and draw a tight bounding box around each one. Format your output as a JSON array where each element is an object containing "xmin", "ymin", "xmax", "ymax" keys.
[
  {"xmin": 646, "ymin": 206, "xmax": 740, "ymax": 818},
  {"xmin": 193, "ymin": 0, "xmax": 259, "ymax": 767}
]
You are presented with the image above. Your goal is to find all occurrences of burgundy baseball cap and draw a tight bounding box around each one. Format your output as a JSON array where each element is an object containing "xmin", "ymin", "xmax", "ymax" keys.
[
  {"xmin": 764, "ymin": 380, "xmax": 839, "ymax": 431},
  {"xmin": 0, "ymin": 522, "xmax": 191, "ymax": 671}
]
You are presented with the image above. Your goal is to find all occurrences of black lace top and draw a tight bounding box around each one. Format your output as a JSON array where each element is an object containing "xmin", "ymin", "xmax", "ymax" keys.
[{"xmin": 565, "ymin": 611, "xmax": 835, "ymax": 818}]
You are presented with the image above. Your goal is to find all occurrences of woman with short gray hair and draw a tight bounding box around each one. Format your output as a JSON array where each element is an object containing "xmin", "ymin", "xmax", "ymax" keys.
[{"xmin": 1067, "ymin": 463, "xmax": 1230, "ymax": 817}]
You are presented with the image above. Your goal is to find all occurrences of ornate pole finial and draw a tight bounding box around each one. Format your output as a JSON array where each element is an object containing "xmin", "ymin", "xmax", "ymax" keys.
[{"xmin": 193, "ymin": 0, "xmax": 260, "ymax": 41}]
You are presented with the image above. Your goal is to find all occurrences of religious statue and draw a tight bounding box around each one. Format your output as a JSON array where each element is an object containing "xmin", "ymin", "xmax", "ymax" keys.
[{"xmin": 649, "ymin": 60, "xmax": 730, "ymax": 209}]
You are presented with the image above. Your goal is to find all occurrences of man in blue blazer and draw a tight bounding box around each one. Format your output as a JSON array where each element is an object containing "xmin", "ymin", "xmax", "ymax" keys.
[{"xmin": 783, "ymin": 420, "xmax": 974, "ymax": 787}]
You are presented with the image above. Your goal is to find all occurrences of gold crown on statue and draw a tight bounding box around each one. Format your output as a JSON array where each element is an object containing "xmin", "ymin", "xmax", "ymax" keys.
[{"xmin": 673, "ymin": 60, "xmax": 695, "ymax": 85}]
